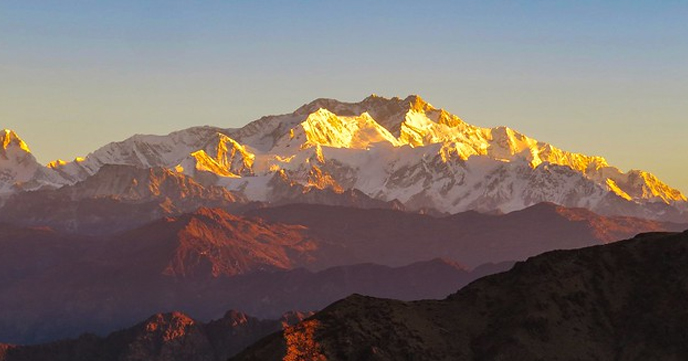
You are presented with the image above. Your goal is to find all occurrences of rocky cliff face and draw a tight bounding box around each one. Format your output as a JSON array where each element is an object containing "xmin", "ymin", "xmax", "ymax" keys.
[{"xmin": 232, "ymin": 230, "xmax": 688, "ymax": 361}]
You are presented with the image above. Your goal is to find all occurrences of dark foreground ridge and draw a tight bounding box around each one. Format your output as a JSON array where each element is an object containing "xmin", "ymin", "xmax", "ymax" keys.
[
  {"xmin": 4, "ymin": 202, "xmax": 680, "ymax": 345},
  {"xmin": 0, "ymin": 310, "xmax": 311, "ymax": 361},
  {"xmin": 232, "ymin": 230, "xmax": 688, "ymax": 361}
]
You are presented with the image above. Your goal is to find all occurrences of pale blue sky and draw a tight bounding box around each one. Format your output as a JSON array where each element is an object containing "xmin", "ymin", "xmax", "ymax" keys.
[{"xmin": 1, "ymin": 1, "xmax": 686, "ymax": 191}]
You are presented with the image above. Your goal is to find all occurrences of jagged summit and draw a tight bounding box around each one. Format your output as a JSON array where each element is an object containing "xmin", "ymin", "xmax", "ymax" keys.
[
  {"xmin": 1, "ymin": 129, "xmax": 31, "ymax": 154},
  {"xmin": 67, "ymin": 164, "xmax": 241, "ymax": 203},
  {"xmin": 405, "ymin": 94, "xmax": 434, "ymax": 112},
  {"xmin": 274, "ymin": 108, "xmax": 401, "ymax": 150},
  {"xmin": 177, "ymin": 132, "xmax": 256, "ymax": 178},
  {"xmin": 292, "ymin": 95, "xmax": 436, "ymax": 135},
  {"xmin": 298, "ymin": 94, "xmax": 433, "ymax": 112},
  {"xmin": 1, "ymin": 96, "xmax": 686, "ymax": 221},
  {"xmin": 0, "ymin": 129, "xmax": 63, "ymax": 194}
]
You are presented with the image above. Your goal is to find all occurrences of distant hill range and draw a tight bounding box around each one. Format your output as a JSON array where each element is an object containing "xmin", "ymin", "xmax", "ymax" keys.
[
  {"xmin": 5, "ymin": 230, "xmax": 688, "ymax": 360},
  {"xmin": 233, "ymin": 230, "xmax": 688, "ymax": 361},
  {"xmin": 1, "ymin": 95, "xmax": 686, "ymax": 349},
  {"xmin": 0, "ymin": 310, "xmax": 312, "ymax": 361},
  {"xmin": 0, "ymin": 203, "xmax": 683, "ymax": 344}
]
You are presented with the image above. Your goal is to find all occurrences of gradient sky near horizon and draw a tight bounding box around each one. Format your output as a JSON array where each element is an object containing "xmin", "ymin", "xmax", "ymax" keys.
[{"xmin": 1, "ymin": 1, "xmax": 687, "ymax": 192}]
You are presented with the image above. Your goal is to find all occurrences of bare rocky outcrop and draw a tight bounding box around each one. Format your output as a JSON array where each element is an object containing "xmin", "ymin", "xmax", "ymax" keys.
[{"xmin": 0, "ymin": 310, "xmax": 311, "ymax": 361}]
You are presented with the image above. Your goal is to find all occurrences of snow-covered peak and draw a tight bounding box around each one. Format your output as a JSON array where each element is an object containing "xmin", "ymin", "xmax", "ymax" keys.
[
  {"xmin": 590, "ymin": 167, "xmax": 687, "ymax": 204},
  {"xmin": 233, "ymin": 95, "xmax": 685, "ymax": 211},
  {"xmin": 1, "ymin": 129, "xmax": 32, "ymax": 155},
  {"xmin": 0, "ymin": 129, "xmax": 40, "ymax": 191},
  {"xmin": 49, "ymin": 126, "xmax": 230, "ymax": 182},
  {"xmin": 406, "ymin": 94, "xmax": 435, "ymax": 113},
  {"xmin": 0, "ymin": 129, "xmax": 66, "ymax": 194},
  {"xmin": 392, "ymin": 108, "xmax": 611, "ymax": 175},
  {"xmin": 272, "ymin": 108, "xmax": 400, "ymax": 151},
  {"xmin": 176, "ymin": 133, "xmax": 256, "ymax": 178},
  {"xmin": 290, "ymin": 95, "xmax": 435, "ymax": 135},
  {"xmin": 61, "ymin": 164, "xmax": 240, "ymax": 203},
  {"xmin": 4, "ymin": 96, "xmax": 686, "ymax": 221}
]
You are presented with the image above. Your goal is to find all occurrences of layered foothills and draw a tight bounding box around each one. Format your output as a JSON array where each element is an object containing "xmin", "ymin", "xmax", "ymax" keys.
[
  {"xmin": 232, "ymin": 231, "xmax": 688, "ymax": 361},
  {"xmin": 0, "ymin": 310, "xmax": 314, "ymax": 361},
  {"xmin": 4, "ymin": 231, "xmax": 687, "ymax": 361},
  {"xmin": 0, "ymin": 95, "xmax": 686, "ymax": 358}
]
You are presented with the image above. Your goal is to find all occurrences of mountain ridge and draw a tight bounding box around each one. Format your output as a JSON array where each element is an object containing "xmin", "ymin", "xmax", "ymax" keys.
[
  {"xmin": 0, "ymin": 310, "xmax": 313, "ymax": 361},
  {"xmin": 0, "ymin": 164, "xmax": 247, "ymax": 234},
  {"xmin": 2, "ymin": 95, "xmax": 686, "ymax": 221},
  {"xmin": 3, "ymin": 202, "xmax": 682, "ymax": 345},
  {"xmin": 231, "ymin": 230, "xmax": 688, "ymax": 361}
]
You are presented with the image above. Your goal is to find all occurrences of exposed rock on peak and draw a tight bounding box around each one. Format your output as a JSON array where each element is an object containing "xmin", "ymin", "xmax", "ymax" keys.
[
  {"xmin": 405, "ymin": 94, "xmax": 434, "ymax": 113},
  {"xmin": 3, "ymin": 95, "xmax": 686, "ymax": 222},
  {"xmin": 0, "ymin": 129, "xmax": 31, "ymax": 154},
  {"xmin": 0, "ymin": 129, "xmax": 63, "ymax": 194},
  {"xmin": 0, "ymin": 165, "xmax": 245, "ymax": 234},
  {"xmin": 108, "ymin": 206, "xmax": 323, "ymax": 278},
  {"xmin": 47, "ymin": 126, "xmax": 232, "ymax": 183},
  {"xmin": 291, "ymin": 95, "xmax": 434, "ymax": 135},
  {"xmin": 58, "ymin": 164, "xmax": 241, "ymax": 203},
  {"xmin": 177, "ymin": 133, "xmax": 256, "ymax": 179},
  {"xmin": 275, "ymin": 108, "xmax": 400, "ymax": 151},
  {"xmin": 0, "ymin": 309, "xmax": 311, "ymax": 361}
]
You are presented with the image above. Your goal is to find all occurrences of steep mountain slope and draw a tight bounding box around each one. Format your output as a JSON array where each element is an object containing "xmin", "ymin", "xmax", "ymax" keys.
[
  {"xmin": 247, "ymin": 203, "xmax": 686, "ymax": 268},
  {"xmin": 0, "ymin": 130, "xmax": 63, "ymax": 194},
  {"xmin": 101, "ymin": 207, "xmax": 328, "ymax": 277},
  {"xmin": 179, "ymin": 132, "xmax": 256, "ymax": 178},
  {"xmin": 0, "ymin": 255, "xmax": 496, "ymax": 346},
  {"xmin": 0, "ymin": 204, "xmax": 682, "ymax": 344},
  {"xmin": 227, "ymin": 95, "xmax": 686, "ymax": 219},
  {"xmin": 264, "ymin": 170, "xmax": 404, "ymax": 210},
  {"xmin": 0, "ymin": 310, "xmax": 311, "ymax": 361},
  {"xmin": 24, "ymin": 94, "xmax": 685, "ymax": 221},
  {"xmin": 0, "ymin": 130, "xmax": 37, "ymax": 191},
  {"xmin": 0, "ymin": 165, "xmax": 246, "ymax": 234},
  {"xmin": 0, "ymin": 211, "xmax": 506, "ymax": 344},
  {"xmin": 47, "ymin": 127, "xmax": 230, "ymax": 182},
  {"xmin": 232, "ymin": 230, "xmax": 688, "ymax": 361}
]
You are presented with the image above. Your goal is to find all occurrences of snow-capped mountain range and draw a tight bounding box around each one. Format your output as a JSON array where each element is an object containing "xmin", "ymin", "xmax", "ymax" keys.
[{"xmin": 2, "ymin": 95, "xmax": 686, "ymax": 221}]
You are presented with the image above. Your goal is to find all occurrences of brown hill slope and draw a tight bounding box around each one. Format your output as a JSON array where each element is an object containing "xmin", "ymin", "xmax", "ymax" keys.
[
  {"xmin": 100, "ymin": 207, "xmax": 329, "ymax": 277},
  {"xmin": 0, "ymin": 310, "xmax": 311, "ymax": 361},
  {"xmin": 0, "ymin": 204, "xmax": 682, "ymax": 345},
  {"xmin": 247, "ymin": 202, "xmax": 686, "ymax": 267},
  {"xmin": 0, "ymin": 212, "xmax": 495, "ymax": 344},
  {"xmin": 232, "ymin": 230, "xmax": 688, "ymax": 361},
  {"xmin": 0, "ymin": 165, "xmax": 246, "ymax": 234}
]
